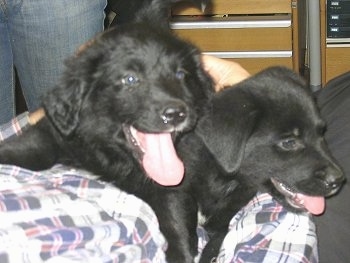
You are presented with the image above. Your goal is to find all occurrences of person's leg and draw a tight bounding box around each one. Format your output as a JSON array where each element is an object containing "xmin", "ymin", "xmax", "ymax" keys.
[
  {"xmin": 0, "ymin": 1, "xmax": 16, "ymax": 124},
  {"xmin": 10, "ymin": 0, "xmax": 107, "ymax": 111},
  {"xmin": 315, "ymin": 71, "xmax": 350, "ymax": 262}
]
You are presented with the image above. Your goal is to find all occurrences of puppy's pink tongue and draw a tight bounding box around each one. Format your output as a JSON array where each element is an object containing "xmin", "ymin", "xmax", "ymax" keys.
[
  {"xmin": 296, "ymin": 194, "xmax": 325, "ymax": 215},
  {"xmin": 138, "ymin": 132, "xmax": 184, "ymax": 186}
]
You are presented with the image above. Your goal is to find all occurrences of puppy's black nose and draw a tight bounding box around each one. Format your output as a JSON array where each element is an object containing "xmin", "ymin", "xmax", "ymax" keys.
[
  {"xmin": 325, "ymin": 171, "xmax": 345, "ymax": 189},
  {"xmin": 161, "ymin": 105, "xmax": 187, "ymax": 125},
  {"xmin": 315, "ymin": 165, "xmax": 345, "ymax": 192}
]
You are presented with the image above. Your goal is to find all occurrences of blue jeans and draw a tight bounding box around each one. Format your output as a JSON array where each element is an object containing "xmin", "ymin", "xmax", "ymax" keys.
[{"xmin": 0, "ymin": 0, "xmax": 107, "ymax": 124}]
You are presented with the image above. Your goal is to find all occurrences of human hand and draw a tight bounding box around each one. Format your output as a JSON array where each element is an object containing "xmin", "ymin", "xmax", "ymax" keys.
[
  {"xmin": 28, "ymin": 108, "xmax": 45, "ymax": 125},
  {"xmin": 201, "ymin": 55, "xmax": 250, "ymax": 91},
  {"xmin": 75, "ymin": 38, "xmax": 95, "ymax": 56}
]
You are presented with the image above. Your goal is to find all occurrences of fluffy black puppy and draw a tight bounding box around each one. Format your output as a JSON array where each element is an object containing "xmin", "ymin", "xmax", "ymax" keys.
[
  {"xmin": 177, "ymin": 66, "xmax": 345, "ymax": 262},
  {"xmin": 0, "ymin": 22, "xmax": 213, "ymax": 262},
  {"xmin": 108, "ymin": 0, "xmax": 209, "ymax": 27}
]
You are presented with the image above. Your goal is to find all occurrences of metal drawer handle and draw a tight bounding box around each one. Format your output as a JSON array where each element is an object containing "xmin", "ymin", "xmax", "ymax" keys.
[
  {"xmin": 171, "ymin": 15, "xmax": 291, "ymax": 29},
  {"xmin": 202, "ymin": 51, "xmax": 292, "ymax": 58}
]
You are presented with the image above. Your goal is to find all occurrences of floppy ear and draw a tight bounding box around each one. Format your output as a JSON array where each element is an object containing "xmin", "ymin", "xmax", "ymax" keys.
[
  {"xmin": 195, "ymin": 88, "xmax": 258, "ymax": 174},
  {"xmin": 42, "ymin": 78, "xmax": 89, "ymax": 137},
  {"xmin": 41, "ymin": 36, "xmax": 106, "ymax": 137}
]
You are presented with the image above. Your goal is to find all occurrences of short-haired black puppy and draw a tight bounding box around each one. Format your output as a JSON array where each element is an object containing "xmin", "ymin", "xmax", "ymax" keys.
[
  {"xmin": 0, "ymin": 20, "xmax": 213, "ymax": 262},
  {"xmin": 176, "ymin": 66, "xmax": 345, "ymax": 262}
]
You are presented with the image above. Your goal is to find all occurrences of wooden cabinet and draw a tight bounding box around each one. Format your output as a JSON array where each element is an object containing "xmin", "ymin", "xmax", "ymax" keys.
[
  {"xmin": 325, "ymin": 46, "xmax": 350, "ymax": 81},
  {"xmin": 171, "ymin": 0, "xmax": 306, "ymax": 75},
  {"xmin": 320, "ymin": 0, "xmax": 350, "ymax": 84}
]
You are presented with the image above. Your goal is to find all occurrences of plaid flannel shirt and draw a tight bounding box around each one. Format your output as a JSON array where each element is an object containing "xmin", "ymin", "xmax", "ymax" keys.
[{"xmin": 0, "ymin": 113, "xmax": 318, "ymax": 262}]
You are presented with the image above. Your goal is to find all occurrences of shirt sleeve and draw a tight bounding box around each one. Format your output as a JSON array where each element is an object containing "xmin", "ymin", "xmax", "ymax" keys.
[
  {"xmin": 215, "ymin": 193, "xmax": 319, "ymax": 263},
  {"xmin": 0, "ymin": 112, "xmax": 31, "ymax": 142},
  {"xmin": 0, "ymin": 164, "xmax": 167, "ymax": 263}
]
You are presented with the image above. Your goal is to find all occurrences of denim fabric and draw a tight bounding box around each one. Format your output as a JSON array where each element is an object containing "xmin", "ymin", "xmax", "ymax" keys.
[{"xmin": 0, "ymin": 0, "xmax": 107, "ymax": 124}]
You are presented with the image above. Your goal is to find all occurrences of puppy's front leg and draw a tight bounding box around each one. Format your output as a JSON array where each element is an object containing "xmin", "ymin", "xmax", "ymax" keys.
[
  {"xmin": 199, "ymin": 231, "xmax": 227, "ymax": 263},
  {"xmin": 199, "ymin": 186, "xmax": 257, "ymax": 262},
  {"xmin": 143, "ymin": 190, "xmax": 198, "ymax": 263},
  {"xmin": 0, "ymin": 118, "xmax": 61, "ymax": 170}
]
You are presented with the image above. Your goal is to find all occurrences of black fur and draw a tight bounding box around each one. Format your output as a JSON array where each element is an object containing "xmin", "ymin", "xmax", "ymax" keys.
[
  {"xmin": 176, "ymin": 66, "xmax": 345, "ymax": 262},
  {"xmin": 0, "ymin": 23, "xmax": 213, "ymax": 262}
]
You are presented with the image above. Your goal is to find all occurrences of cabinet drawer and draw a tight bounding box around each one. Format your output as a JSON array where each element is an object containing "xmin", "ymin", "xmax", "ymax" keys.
[
  {"xmin": 326, "ymin": 45, "xmax": 350, "ymax": 82},
  {"xmin": 172, "ymin": 0, "xmax": 291, "ymax": 16},
  {"xmin": 227, "ymin": 57, "xmax": 293, "ymax": 75},
  {"xmin": 204, "ymin": 51, "xmax": 293, "ymax": 74},
  {"xmin": 171, "ymin": 16, "xmax": 292, "ymax": 52}
]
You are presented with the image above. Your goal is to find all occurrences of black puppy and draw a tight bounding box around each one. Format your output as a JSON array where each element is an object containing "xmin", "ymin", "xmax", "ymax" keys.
[
  {"xmin": 0, "ymin": 21, "xmax": 213, "ymax": 262},
  {"xmin": 177, "ymin": 66, "xmax": 345, "ymax": 262}
]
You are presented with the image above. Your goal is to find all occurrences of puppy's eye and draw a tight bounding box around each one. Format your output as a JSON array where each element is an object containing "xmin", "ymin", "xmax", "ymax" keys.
[
  {"xmin": 121, "ymin": 74, "xmax": 139, "ymax": 86},
  {"xmin": 175, "ymin": 69, "xmax": 187, "ymax": 80},
  {"xmin": 277, "ymin": 138, "xmax": 304, "ymax": 151}
]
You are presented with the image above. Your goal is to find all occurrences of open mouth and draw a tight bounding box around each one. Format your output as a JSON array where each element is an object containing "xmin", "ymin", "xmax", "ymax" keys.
[
  {"xmin": 270, "ymin": 177, "xmax": 325, "ymax": 215},
  {"xmin": 123, "ymin": 125, "xmax": 184, "ymax": 186}
]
